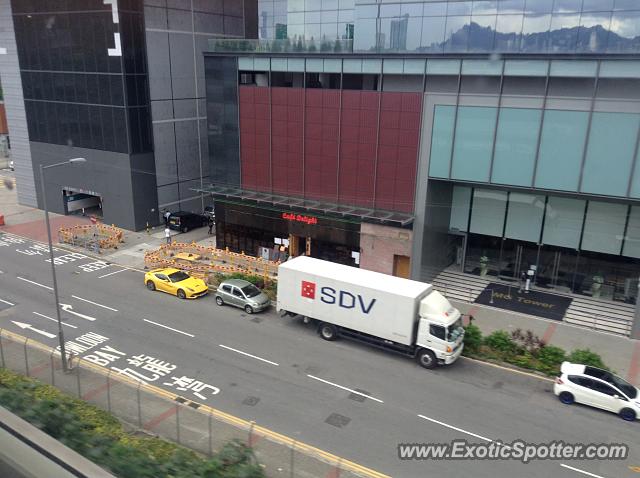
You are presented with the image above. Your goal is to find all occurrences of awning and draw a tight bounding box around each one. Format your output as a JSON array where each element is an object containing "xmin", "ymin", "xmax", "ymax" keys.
[{"xmin": 193, "ymin": 184, "xmax": 414, "ymax": 227}]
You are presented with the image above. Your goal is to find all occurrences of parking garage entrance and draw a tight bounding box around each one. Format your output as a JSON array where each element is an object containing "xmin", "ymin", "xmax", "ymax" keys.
[{"xmin": 63, "ymin": 188, "xmax": 103, "ymax": 218}]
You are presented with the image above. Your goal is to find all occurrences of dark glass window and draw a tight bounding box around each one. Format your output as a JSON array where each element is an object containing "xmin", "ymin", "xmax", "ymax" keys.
[
  {"xmin": 430, "ymin": 324, "xmax": 446, "ymax": 340},
  {"xmin": 205, "ymin": 56, "xmax": 240, "ymax": 187}
]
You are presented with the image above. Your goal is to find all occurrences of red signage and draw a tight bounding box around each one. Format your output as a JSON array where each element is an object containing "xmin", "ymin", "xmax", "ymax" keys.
[
  {"xmin": 282, "ymin": 212, "xmax": 318, "ymax": 225},
  {"xmin": 301, "ymin": 280, "xmax": 316, "ymax": 299}
]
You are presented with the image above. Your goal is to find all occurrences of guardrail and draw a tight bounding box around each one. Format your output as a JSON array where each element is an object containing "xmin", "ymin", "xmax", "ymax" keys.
[{"xmin": 0, "ymin": 329, "xmax": 388, "ymax": 478}]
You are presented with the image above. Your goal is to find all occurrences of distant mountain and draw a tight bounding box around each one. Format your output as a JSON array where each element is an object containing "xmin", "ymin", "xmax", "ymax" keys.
[{"xmin": 409, "ymin": 21, "xmax": 640, "ymax": 53}]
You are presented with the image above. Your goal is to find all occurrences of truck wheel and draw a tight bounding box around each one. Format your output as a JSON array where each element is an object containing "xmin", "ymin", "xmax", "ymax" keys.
[
  {"xmin": 417, "ymin": 349, "xmax": 437, "ymax": 369},
  {"xmin": 319, "ymin": 323, "xmax": 338, "ymax": 341}
]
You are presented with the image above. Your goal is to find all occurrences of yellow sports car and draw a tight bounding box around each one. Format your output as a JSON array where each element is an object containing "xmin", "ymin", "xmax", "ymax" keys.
[{"xmin": 144, "ymin": 268, "xmax": 208, "ymax": 299}]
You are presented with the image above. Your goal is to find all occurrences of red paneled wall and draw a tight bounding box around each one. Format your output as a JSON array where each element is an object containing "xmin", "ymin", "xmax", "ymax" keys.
[
  {"xmin": 238, "ymin": 86, "xmax": 422, "ymax": 214},
  {"xmin": 305, "ymin": 89, "xmax": 339, "ymax": 201},
  {"xmin": 376, "ymin": 92, "xmax": 421, "ymax": 213},
  {"xmin": 339, "ymin": 91, "xmax": 378, "ymax": 208},
  {"xmin": 239, "ymin": 86, "xmax": 270, "ymax": 192},
  {"xmin": 271, "ymin": 87, "xmax": 304, "ymax": 196}
]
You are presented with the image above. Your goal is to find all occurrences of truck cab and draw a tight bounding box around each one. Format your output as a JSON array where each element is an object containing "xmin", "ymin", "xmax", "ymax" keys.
[{"xmin": 415, "ymin": 291, "xmax": 465, "ymax": 368}]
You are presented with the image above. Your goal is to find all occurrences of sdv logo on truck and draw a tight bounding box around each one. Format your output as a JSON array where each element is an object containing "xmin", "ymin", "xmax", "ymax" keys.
[
  {"xmin": 301, "ymin": 280, "xmax": 377, "ymax": 314},
  {"xmin": 321, "ymin": 286, "xmax": 376, "ymax": 314}
]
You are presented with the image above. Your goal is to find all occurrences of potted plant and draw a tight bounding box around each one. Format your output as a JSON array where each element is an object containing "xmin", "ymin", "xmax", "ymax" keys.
[
  {"xmin": 591, "ymin": 273, "xmax": 604, "ymax": 298},
  {"xmin": 479, "ymin": 255, "xmax": 489, "ymax": 277}
]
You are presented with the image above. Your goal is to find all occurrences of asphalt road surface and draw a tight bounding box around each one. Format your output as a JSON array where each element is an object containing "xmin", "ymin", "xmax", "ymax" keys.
[{"xmin": 0, "ymin": 231, "xmax": 638, "ymax": 478}]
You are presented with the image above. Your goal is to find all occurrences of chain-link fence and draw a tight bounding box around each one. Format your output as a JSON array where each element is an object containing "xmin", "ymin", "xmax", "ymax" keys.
[{"xmin": 0, "ymin": 329, "xmax": 386, "ymax": 478}]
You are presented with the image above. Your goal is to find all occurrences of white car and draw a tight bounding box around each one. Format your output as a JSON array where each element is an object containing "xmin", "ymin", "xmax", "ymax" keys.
[{"xmin": 554, "ymin": 361, "xmax": 639, "ymax": 421}]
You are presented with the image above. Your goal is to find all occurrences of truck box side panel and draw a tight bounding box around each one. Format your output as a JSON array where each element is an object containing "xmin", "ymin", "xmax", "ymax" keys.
[{"xmin": 277, "ymin": 258, "xmax": 429, "ymax": 346}]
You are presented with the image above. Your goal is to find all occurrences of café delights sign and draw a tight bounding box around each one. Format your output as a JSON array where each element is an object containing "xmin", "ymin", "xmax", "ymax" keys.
[{"xmin": 281, "ymin": 212, "xmax": 318, "ymax": 225}]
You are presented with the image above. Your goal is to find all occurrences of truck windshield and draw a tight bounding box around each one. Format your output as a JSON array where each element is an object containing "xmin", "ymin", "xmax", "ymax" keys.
[{"xmin": 446, "ymin": 318, "xmax": 464, "ymax": 342}]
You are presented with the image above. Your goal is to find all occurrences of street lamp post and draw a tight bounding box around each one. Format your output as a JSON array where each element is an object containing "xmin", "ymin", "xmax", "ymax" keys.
[{"xmin": 39, "ymin": 158, "xmax": 86, "ymax": 372}]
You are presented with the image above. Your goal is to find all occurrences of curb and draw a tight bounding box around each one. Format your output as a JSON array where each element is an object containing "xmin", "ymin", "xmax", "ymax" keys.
[{"xmin": 460, "ymin": 356, "xmax": 555, "ymax": 383}]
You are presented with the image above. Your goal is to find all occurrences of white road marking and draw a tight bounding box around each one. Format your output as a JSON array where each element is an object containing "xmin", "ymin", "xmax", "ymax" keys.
[
  {"xmin": 560, "ymin": 464, "xmax": 607, "ymax": 478},
  {"xmin": 71, "ymin": 295, "xmax": 118, "ymax": 312},
  {"xmin": 11, "ymin": 321, "xmax": 56, "ymax": 339},
  {"xmin": 0, "ymin": 298, "xmax": 15, "ymax": 306},
  {"xmin": 219, "ymin": 344, "xmax": 279, "ymax": 366},
  {"xmin": 59, "ymin": 303, "xmax": 96, "ymax": 321},
  {"xmin": 143, "ymin": 318, "xmax": 194, "ymax": 337},
  {"xmin": 306, "ymin": 374, "xmax": 384, "ymax": 403},
  {"xmin": 33, "ymin": 312, "xmax": 78, "ymax": 329},
  {"xmin": 98, "ymin": 268, "xmax": 128, "ymax": 279},
  {"xmin": 418, "ymin": 414, "xmax": 494, "ymax": 443},
  {"xmin": 17, "ymin": 276, "xmax": 53, "ymax": 290}
]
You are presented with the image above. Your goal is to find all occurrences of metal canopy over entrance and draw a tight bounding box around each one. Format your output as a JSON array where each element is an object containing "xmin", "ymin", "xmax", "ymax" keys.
[{"xmin": 194, "ymin": 184, "xmax": 414, "ymax": 227}]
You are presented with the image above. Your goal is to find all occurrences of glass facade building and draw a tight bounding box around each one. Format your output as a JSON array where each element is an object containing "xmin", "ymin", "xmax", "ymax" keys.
[
  {"xmin": 13, "ymin": 0, "xmax": 151, "ymax": 155},
  {"xmin": 257, "ymin": 0, "xmax": 640, "ymax": 54},
  {"xmin": 202, "ymin": 1, "xmax": 640, "ymax": 327}
]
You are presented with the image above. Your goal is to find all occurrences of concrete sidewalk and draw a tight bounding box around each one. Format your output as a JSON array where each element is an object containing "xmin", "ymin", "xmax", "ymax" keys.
[
  {"xmin": 2, "ymin": 168, "xmax": 639, "ymax": 386},
  {"xmin": 454, "ymin": 300, "xmax": 640, "ymax": 386}
]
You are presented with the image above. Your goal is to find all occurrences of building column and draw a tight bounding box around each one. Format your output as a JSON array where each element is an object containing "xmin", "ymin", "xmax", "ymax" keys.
[{"xmin": 632, "ymin": 292, "xmax": 640, "ymax": 339}]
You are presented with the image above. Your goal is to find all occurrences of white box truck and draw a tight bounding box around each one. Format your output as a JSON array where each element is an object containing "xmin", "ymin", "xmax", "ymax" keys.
[{"xmin": 277, "ymin": 256, "xmax": 465, "ymax": 368}]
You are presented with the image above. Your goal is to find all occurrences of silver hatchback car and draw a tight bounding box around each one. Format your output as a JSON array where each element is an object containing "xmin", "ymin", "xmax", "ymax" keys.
[{"xmin": 215, "ymin": 279, "xmax": 270, "ymax": 314}]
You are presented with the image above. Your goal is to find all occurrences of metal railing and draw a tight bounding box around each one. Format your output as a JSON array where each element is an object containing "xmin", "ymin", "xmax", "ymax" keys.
[
  {"xmin": 0, "ymin": 329, "xmax": 387, "ymax": 478},
  {"xmin": 209, "ymin": 38, "xmax": 354, "ymax": 54}
]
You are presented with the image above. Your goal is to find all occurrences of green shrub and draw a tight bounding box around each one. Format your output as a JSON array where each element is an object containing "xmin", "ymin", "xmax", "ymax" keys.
[
  {"xmin": 509, "ymin": 352, "xmax": 535, "ymax": 370},
  {"xmin": 463, "ymin": 323, "xmax": 483, "ymax": 355},
  {"xmin": 568, "ymin": 349, "xmax": 608, "ymax": 369},
  {"xmin": 483, "ymin": 330, "xmax": 518, "ymax": 355},
  {"xmin": 223, "ymin": 272, "xmax": 265, "ymax": 288},
  {"xmin": 0, "ymin": 369, "xmax": 264, "ymax": 478},
  {"xmin": 537, "ymin": 345, "xmax": 567, "ymax": 374}
]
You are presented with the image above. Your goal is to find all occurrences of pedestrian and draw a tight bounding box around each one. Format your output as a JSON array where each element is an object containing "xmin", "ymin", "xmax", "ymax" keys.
[
  {"xmin": 163, "ymin": 210, "xmax": 171, "ymax": 227},
  {"xmin": 165, "ymin": 226, "xmax": 171, "ymax": 245},
  {"xmin": 207, "ymin": 217, "xmax": 214, "ymax": 235}
]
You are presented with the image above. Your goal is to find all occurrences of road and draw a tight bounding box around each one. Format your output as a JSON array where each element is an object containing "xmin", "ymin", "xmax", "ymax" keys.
[{"xmin": 0, "ymin": 231, "xmax": 638, "ymax": 478}]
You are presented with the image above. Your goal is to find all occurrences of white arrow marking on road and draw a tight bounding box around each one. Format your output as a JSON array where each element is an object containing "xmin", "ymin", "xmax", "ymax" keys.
[
  {"xmin": 11, "ymin": 321, "xmax": 57, "ymax": 338},
  {"xmin": 33, "ymin": 312, "xmax": 78, "ymax": 329},
  {"xmin": 71, "ymin": 295, "xmax": 118, "ymax": 312},
  {"xmin": 59, "ymin": 303, "xmax": 96, "ymax": 321},
  {"xmin": 17, "ymin": 276, "xmax": 53, "ymax": 290},
  {"xmin": 0, "ymin": 298, "xmax": 15, "ymax": 306}
]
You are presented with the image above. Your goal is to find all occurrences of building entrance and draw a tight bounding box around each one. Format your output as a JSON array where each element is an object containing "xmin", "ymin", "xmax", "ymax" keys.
[{"xmin": 214, "ymin": 202, "xmax": 361, "ymax": 266}]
